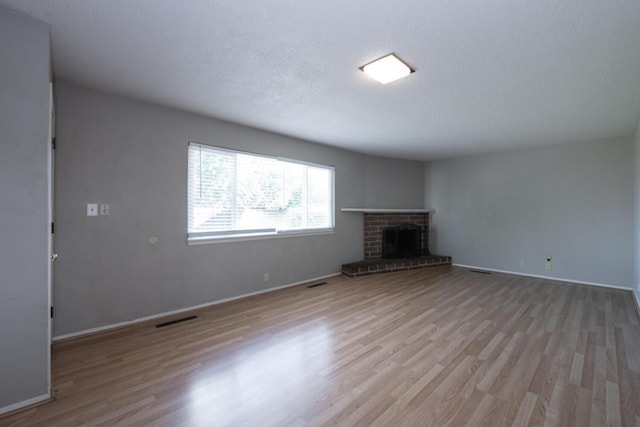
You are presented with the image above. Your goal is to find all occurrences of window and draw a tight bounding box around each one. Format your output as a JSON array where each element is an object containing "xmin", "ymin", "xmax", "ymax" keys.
[{"xmin": 188, "ymin": 142, "xmax": 334, "ymax": 242}]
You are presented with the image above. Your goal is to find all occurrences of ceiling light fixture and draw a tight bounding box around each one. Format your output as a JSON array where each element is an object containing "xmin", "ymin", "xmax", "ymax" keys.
[{"xmin": 360, "ymin": 54, "xmax": 414, "ymax": 85}]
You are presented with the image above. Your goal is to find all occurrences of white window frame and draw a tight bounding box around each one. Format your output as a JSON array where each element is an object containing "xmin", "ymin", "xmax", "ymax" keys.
[{"xmin": 187, "ymin": 141, "xmax": 335, "ymax": 245}]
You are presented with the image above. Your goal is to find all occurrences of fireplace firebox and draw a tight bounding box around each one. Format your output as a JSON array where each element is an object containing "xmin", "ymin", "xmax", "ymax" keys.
[{"xmin": 382, "ymin": 223, "xmax": 422, "ymax": 259}]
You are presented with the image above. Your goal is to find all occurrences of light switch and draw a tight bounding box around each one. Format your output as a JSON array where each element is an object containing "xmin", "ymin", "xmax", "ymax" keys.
[
  {"xmin": 100, "ymin": 204, "xmax": 110, "ymax": 215},
  {"xmin": 87, "ymin": 203, "xmax": 98, "ymax": 216}
]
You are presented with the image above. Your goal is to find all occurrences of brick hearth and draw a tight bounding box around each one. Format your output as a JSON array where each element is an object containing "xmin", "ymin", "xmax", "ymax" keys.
[{"xmin": 341, "ymin": 255, "xmax": 452, "ymax": 277}]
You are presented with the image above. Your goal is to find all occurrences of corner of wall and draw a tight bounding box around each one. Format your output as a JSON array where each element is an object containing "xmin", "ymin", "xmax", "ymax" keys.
[
  {"xmin": 634, "ymin": 119, "xmax": 640, "ymax": 293},
  {"xmin": 0, "ymin": 8, "xmax": 52, "ymax": 412}
]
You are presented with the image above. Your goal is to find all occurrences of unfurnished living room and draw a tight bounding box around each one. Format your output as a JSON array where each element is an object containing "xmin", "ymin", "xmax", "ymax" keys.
[{"xmin": 1, "ymin": 1, "xmax": 640, "ymax": 426}]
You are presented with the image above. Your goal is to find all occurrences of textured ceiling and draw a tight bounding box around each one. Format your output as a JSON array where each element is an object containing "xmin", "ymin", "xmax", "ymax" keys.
[{"xmin": 2, "ymin": 0, "xmax": 640, "ymax": 160}]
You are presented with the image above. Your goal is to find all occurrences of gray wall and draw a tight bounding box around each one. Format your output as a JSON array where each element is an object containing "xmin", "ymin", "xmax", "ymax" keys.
[
  {"xmin": 425, "ymin": 137, "xmax": 634, "ymax": 288},
  {"xmin": 364, "ymin": 156, "xmax": 424, "ymax": 208},
  {"xmin": 0, "ymin": 10, "xmax": 51, "ymax": 411},
  {"xmin": 53, "ymin": 81, "xmax": 425, "ymax": 336}
]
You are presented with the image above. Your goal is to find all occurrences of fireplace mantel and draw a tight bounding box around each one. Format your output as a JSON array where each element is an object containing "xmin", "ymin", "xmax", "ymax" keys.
[{"xmin": 341, "ymin": 208, "xmax": 434, "ymax": 213}]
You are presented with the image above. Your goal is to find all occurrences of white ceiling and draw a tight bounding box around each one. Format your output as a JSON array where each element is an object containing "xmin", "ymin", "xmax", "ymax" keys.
[{"xmin": 3, "ymin": 0, "xmax": 640, "ymax": 160}]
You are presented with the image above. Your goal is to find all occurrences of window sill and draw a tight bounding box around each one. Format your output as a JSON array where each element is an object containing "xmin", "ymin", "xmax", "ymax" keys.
[{"xmin": 187, "ymin": 229, "xmax": 335, "ymax": 246}]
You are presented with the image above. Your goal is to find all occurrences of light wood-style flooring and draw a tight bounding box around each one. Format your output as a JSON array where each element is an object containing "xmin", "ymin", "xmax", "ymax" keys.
[{"xmin": 2, "ymin": 266, "xmax": 640, "ymax": 426}]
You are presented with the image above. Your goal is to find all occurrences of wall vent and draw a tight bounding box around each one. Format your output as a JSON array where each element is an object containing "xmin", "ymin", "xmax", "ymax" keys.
[
  {"xmin": 156, "ymin": 315, "xmax": 198, "ymax": 328},
  {"xmin": 307, "ymin": 282, "xmax": 327, "ymax": 288}
]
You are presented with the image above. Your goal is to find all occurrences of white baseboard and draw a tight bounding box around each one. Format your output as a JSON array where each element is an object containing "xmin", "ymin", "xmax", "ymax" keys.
[
  {"xmin": 453, "ymin": 263, "xmax": 632, "ymax": 291},
  {"xmin": 0, "ymin": 393, "xmax": 50, "ymax": 416},
  {"xmin": 53, "ymin": 272, "xmax": 340, "ymax": 342}
]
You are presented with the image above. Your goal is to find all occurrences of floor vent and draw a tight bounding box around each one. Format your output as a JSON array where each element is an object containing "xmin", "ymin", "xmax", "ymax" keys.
[
  {"xmin": 156, "ymin": 315, "xmax": 198, "ymax": 328},
  {"xmin": 307, "ymin": 282, "xmax": 327, "ymax": 288},
  {"xmin": 470, "ymin": 270, "xmax": 491, "ymax": 275}
]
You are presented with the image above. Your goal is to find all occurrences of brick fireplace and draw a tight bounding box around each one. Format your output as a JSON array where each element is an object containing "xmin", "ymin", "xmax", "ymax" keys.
[
  {"xmin": 341, "ymin": 209, "xmax": 451, "ymax": 277},
  {"xmin": 364, "ymin": 212, "xmax": 430, "ymax": 259}
]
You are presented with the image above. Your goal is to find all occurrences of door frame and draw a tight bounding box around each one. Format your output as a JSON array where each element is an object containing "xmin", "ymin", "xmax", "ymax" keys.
[{"xmin": 46, "ymin": 82, "xmax": 55, "ymax": 396}]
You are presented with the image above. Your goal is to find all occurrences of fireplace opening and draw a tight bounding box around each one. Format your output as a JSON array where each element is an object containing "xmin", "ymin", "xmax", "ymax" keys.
[{"xmin": 382, "ymin": 223, "xmax": 421, "ymax": 259}]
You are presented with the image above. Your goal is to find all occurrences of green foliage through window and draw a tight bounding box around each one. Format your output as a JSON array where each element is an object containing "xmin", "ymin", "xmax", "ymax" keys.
[{"xmin": 188, "ymin": 142, "xmax": 334, "ymax": 239}]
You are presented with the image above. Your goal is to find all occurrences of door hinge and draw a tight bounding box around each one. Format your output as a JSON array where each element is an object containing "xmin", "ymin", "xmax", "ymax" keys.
[
  {"xmin": 51, "ymin": 222, "xmax": 55, "ymax": 234},
  {"xmin": 52, "ymin": 137, "xmax": 56, "ymax": 150},
  {"xmin": 50, "ymin": 306, "xmax": 54, "ymax": 318}
]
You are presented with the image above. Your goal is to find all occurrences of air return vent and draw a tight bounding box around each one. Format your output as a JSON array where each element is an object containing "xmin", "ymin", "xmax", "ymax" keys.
[
  {"xmin": 156, "ymin": 315, "xmax": 198, "ymax": 328},
  {"xmin": 307, "ymin": 282, "xmax": 327, "ymax": 288}
]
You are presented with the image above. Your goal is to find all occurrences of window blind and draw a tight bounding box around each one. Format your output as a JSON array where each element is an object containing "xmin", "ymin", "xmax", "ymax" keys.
[{"xmin": 188, "ymin": 142, "xmax": 334, "ymax": 240}]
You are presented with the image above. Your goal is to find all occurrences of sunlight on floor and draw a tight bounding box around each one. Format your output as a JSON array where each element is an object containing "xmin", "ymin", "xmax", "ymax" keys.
[{"xmin": 187, "ymin": 320, "xmax": 333, "ymax": 425}]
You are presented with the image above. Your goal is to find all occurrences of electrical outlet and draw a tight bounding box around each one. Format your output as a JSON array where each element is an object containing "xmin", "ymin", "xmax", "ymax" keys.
[
  {"xmin": 519, "ymin": 260, "xmax": 525, "ymax": 267},
  {"xmin": 87, "ymin": 203, "xmax": 98, "ymax": 216},
  {"xmin": 263, "ymin": 273, "xmax": 269, "ymax": 282},
  {"xmin": 546, "ymin": 262, "xmax": 552, "ymax": 271},
  {"xmin": 99, "ymin": 204, "xmax": 110, "ymax": 215}
]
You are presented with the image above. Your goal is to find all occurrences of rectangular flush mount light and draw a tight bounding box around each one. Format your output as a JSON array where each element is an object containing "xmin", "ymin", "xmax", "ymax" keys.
[{"xmin": 360, "ymin": 54, "xmax": 414, "ymax": 84}]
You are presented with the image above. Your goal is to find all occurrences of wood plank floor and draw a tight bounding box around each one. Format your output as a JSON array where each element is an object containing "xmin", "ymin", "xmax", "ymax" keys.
[{"xmin": 3, "ymin": 266, "xmax": 640, "ymax": 426}]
